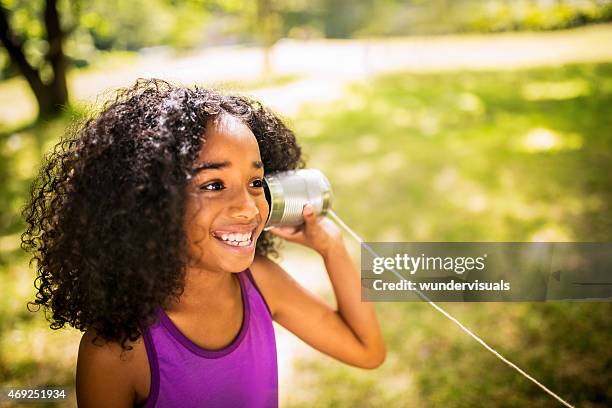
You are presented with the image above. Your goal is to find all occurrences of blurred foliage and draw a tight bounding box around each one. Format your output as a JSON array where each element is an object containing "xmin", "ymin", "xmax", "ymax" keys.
[
  {"xmin": 277, "ymin": 0, "xmax": 612, "ymax": 39},
  {"xmin": 77, "ymin": 0, "xmax": 211, "ymax": 51},
  {"xmin": 0, "ymin": 0, "xmax": 213, "ymax": 80},
  {"xmin": 2, "ymin": 1, "xmax": 612, "ymax": 81},
  {"xmin": 355, "ymin": 0, "xmax": 612, "ymax": 37},
  {"xmin": 284, "ymin": 62, "xmax": 612, "ymax": 406}
]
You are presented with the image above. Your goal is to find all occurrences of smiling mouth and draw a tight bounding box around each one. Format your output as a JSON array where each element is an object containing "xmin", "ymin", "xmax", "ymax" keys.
[{"xmin": 212, "ymin": 228, "xmax": 257, "ymax": 248}]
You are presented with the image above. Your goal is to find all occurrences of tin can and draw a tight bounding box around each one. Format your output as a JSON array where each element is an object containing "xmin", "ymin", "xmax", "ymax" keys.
[{"xmin": 263, "ymin": 168, "xmax": 333, "ymax": 229}]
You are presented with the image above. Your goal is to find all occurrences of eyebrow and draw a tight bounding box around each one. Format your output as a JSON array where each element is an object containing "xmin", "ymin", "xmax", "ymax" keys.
[{"xmin": 192, "ymin": 160, "xmax": 264, "ymax": 173}]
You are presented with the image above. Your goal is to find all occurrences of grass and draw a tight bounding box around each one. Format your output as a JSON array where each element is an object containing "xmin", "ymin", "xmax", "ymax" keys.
[
  {"xmin": 293, "ymin": 63, "xmax": 612, "ymax": 243},
  {"xmin": 283, "ymin": 62, "xmax": 612, "ymax": 407},
  {"xmin": 0, "ymin": 62, "xmax": 611, "ymax": 407}
]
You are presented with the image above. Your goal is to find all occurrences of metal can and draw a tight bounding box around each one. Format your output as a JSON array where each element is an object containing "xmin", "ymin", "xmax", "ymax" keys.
[{"xmin": 263, "ymin": 168, "xmax": 333, "ymax": 229}]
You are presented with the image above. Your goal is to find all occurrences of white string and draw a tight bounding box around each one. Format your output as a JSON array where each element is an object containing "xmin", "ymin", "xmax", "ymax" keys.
[{"xmin": 327, "ymin": 209, "xmax": 574, "ymax": 408}]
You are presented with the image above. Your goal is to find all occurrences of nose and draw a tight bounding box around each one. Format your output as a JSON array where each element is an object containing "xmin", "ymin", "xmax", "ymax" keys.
[{"xmin": 228, "ymin": 186, "xmax": 260, "ymax": 220}]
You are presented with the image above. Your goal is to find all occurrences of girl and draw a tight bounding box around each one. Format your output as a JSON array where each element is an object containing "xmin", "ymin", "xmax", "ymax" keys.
[{"xmin": 21, "ymin": 79, "xmax": 385, "ymax": 407}]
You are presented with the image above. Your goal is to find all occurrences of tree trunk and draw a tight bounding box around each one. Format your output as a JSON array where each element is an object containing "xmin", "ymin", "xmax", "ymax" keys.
[
  {"xmin": 43, "ymin": 0, "xmax": 68, "ymax": 117},
  {"xmin": 0, "ymin": 0, "xmax": 69, "ymax": 119},
  {"xmin": 257, "ymin": 0, "xmax": 276, "ymax": 82}
]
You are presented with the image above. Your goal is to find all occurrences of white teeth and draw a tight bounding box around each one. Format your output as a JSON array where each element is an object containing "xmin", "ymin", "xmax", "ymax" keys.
[
  {"xmin": 215, "ymin": 230, "xmax": 254, "ymax": 243},
  {"xmin": 221, "ymin": 238, "xmax": 251, "ymax": 246}
]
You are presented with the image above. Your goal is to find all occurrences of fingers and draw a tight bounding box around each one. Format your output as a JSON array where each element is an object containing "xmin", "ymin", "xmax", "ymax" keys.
[
  {"xmin": 269, "ymin": 226, "xmax": 295, "ymax": 236},
  {"xmin": 267, "ymin": 203, "xmax": 316, "ymax": 241},
  {"xmin": 303, "ymin": 203, "xmax": 316, "ymax": 223},
  {"xmin": 268, "ymin": 225, "xmax": 302, "ymax": 241}
]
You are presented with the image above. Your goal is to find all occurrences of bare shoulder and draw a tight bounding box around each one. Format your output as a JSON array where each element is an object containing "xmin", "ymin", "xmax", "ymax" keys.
[
  {"xmin": 249, "ymin": 254, "xmax": 284, "ymax": 318},
  {"xmin": 76, "ymin": 329, "xmax": 149, "ymax": 407},
  {"xmin": 249, "ymin": 254, "xmax": 307, "ymax": 320}
]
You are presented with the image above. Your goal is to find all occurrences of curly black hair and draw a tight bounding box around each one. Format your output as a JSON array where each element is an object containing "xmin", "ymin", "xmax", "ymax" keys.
[{"xmin": 20, "ymin": 78, "xmax": 305, "ymax": 351}]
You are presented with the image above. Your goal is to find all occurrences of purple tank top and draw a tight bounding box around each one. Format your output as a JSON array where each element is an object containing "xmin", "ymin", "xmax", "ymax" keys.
[{"xmin": 138, "ymin": 268, "xmax": 278, "ymax": 408}]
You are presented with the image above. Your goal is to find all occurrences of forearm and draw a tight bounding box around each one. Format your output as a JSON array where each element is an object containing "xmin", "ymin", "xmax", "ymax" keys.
[{"xmin": 322, "ymin": 239, "xmax": 386, "ymax": 362}]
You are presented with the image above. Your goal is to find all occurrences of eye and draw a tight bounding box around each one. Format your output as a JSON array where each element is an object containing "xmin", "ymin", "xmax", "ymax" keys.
[
  {"xmin": 200, "ymin": 181, "xmax": 224, "ymax": 191},
  {"xmin": 199, "ymin": 178, "xmax": 263, "ymax": 192},
  {"xmin": 250, "ymin": 178, "xmax": 264, "ymax": 188}
]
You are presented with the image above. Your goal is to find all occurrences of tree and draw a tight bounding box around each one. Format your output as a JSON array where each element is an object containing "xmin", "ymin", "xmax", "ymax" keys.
[
  {"xmin": 256, "ymin": 0, "xmax": 281, "ymax": 80},
  {"xmin": 0, "ymin": 0, "xmax": 70, "ymax": 119}
]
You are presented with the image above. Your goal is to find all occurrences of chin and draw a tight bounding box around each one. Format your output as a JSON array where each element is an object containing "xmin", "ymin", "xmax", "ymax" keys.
[{"xmin": 222, "ymin": 257, "xmax": 255, "ymax": 274}]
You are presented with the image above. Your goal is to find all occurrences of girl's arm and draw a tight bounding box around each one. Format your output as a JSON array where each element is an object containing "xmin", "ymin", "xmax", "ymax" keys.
[{"xmin": 251, "ymin": 205, "xmax": 386, "ymax": 369}]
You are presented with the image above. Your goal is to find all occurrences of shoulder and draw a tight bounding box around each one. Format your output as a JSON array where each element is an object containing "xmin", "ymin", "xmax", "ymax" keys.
[
  {"xmin": 249, "ymin": 254, "xmax": 300, "ymax": 320},
  {"xmin": 76, "ymin": 329, "xmax": 146, "ymax": 407}
]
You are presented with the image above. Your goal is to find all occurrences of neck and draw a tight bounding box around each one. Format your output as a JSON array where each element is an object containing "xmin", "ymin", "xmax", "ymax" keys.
[{"xmin": 166, "ymin": 265, "xmax": 239, "ymax": 314}]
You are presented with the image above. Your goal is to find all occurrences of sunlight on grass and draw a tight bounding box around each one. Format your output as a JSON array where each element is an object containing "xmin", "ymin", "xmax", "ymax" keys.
[
  {"xmin": 521, "ymin": 79, "xmax": 591, "ymax": 101},
  {"xmin": 417, "ymin": 111, "xmax": 441, "ymax": 136},
  {"xmin": 288, "ymin": 62, "xmax": 611, "ymax": 407},
  {"xmin": 528, "ymin": 224, "xmax": 574, "ymax": 241},
  {"xmin": 333, "ymin": 162, "xmax": 374, "ymax": 186},
  {"xmin": 516, "ymin": 127, "xmax": 584, "ymax": 153},
  {"xmin": 390, "ymin": 108, "xmax": 415, "ymax": 128},
  {"xmin": 376, "ymin": 226, "xmax": 405, "ymax": 241},
  {"xmin": 456, "ymin": 92, "xmax": 485, "ymax": 114},
  {"xmin": 357, "ymin": 135, "xmax": 381, "ymax": 153},
  {"xmin": 297, "ymin": 119, "xmax": 325, "ymax": 139},
  {"xmin": 377, "ymin": 152, "xmax": 404, "ymax": 174}
]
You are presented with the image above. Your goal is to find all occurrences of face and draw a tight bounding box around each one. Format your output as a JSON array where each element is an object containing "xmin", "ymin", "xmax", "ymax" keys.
[{"xmin": 183, "ymin": 113, "xmax": 269, "ymax": 274}]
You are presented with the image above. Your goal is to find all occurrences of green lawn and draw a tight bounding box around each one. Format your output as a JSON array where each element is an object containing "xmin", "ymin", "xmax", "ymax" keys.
[
  {"xmin": 285, "ymin": 63, "xmax": 612, "ymax": 407},
  {"xmin": 1, "ymin": 62, "xmax": 611, "ymax": 407},
  {"xmin": 294, "ymin": 63, "xmax": 612, "ymax": 243}
]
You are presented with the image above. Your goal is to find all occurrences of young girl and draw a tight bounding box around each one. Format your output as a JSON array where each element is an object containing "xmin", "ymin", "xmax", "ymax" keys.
[{"xmin": 21, "ymin": 79, "xmax": 385, "ymax": 407}]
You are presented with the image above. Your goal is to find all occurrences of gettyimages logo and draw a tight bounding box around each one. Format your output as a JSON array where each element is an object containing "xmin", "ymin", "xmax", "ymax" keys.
[{"xmin": 371, "ymin": 253, "xmax": 487, "ymax": 275}]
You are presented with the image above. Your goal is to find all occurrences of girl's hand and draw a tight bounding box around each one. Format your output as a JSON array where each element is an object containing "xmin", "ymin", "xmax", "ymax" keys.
[{"xmin": 268, "ymin": 203, "xmax": 344, "ymax": 257}]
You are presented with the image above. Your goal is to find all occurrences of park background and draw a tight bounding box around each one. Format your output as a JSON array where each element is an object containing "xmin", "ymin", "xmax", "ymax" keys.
[{"xmin": 1, "ymin": 0, "xmax": 611, "ymax": 406}]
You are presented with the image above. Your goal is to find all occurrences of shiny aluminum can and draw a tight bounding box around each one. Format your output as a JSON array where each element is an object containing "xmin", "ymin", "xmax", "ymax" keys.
[{"xmin": 263, "ymin": 168, "xmax": 333, "ymax": 229}]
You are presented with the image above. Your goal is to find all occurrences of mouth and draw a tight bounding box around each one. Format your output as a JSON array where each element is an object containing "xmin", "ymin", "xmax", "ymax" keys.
[{"xmin": 211, "ymin": 227, "xmax": 257, "ymax": 252}]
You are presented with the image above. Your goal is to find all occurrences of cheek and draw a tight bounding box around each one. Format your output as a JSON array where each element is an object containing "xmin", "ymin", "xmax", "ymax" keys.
[
  {"xmin": 184, "ymin": 202, "xmax": 214, "ymax": 242},
  {"xmin": 185, "ymin": 221, "xmax": 208, "ymax": 246},
  {"xmin": 257, "ymin": 196, "xmax": 270, "ymax": 221}
]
